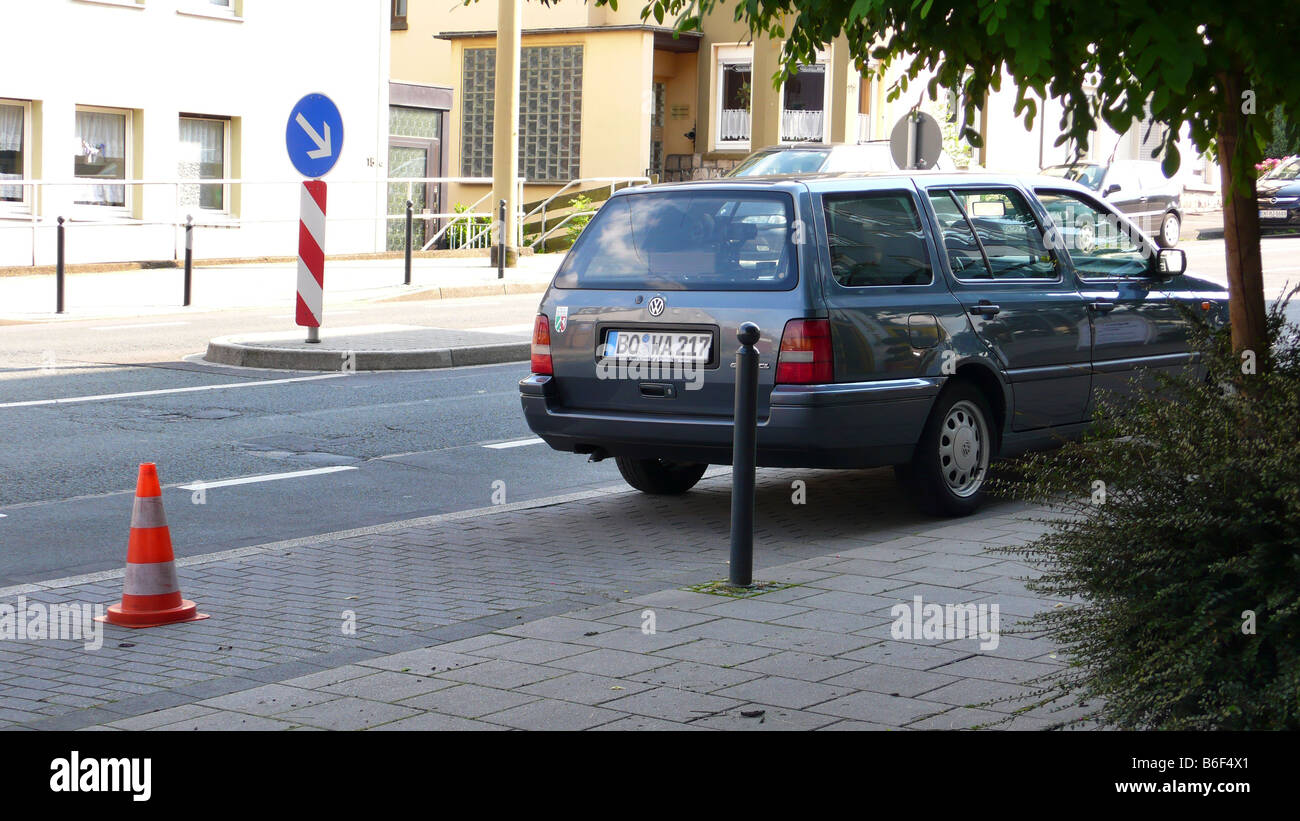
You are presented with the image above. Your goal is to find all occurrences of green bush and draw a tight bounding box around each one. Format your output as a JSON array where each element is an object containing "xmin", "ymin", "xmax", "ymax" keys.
[
  {"xmin": 999, "ymin": 294, "xmax": 1300, "ymax": 729},
  {"xmin": 564, "ymin": 194, "xmax": 595, "ymax": 247}
]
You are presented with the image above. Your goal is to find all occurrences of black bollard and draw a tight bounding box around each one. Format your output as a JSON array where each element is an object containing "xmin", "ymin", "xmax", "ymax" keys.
[
  {"xmin": 183, "ymin": 215, "xmax": 193, "ymax": 307},
  {"xmin": 729, "ymin": 321, "xmax": 761, "ymax": 587},
  {"xmin": 404, "ymin": 199, "xmax": 413, "ymax": 286},
  {"xmin": 55, "ymin": 217, "xmax": 65, "ymax": 314}
]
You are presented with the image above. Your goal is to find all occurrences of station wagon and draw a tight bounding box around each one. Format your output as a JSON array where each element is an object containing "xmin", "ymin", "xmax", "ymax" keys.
[{"xmin": 519, "ymin": 173, "xmax": 1229, "ymax": 515}]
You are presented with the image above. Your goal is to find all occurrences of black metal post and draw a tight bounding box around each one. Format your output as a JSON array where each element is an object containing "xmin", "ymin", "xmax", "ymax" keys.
[
  {"xmin": 729, "ymin": 321, "xmax": 761, "ymax": 587},
  {"xmin": 497, "ymin": 198, "xmax": 506, "ymax": 280},
  {"xmin": 55, "ymin": 217, "xmax": 65, "ymax": 314},
  {"xmin": 404, "ymin": 199, "xmax": 413, "ymax": 286},
  {"xmin": 183, "ymin": 215, "xmax": 193, "ymax": 307}
]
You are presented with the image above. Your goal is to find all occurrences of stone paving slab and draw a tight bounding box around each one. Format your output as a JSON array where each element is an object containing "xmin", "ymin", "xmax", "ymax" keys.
[{"xmin": 0, "ymin": 466, "xmax": 1083, "ymax": 731}]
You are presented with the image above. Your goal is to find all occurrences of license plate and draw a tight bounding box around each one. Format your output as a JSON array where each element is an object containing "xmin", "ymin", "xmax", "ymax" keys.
[
  {"xmin": 603, "ymin": 330, "xmax": 712, "ymax": 363},
  {"xmin": 1260, "ymin": 209, "xmax": 1288, "ymax": 219}
]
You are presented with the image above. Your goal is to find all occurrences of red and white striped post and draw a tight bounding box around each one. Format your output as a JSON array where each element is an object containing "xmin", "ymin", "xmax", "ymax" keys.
[{"xmin": 296, "ymin": 180, "xmax": 327, "ymax": 343}]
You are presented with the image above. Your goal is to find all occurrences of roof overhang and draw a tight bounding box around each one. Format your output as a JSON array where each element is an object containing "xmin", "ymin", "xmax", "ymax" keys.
[{"xmin": 435, "ymin": 25, "xmax": 703, "ymax": 53}]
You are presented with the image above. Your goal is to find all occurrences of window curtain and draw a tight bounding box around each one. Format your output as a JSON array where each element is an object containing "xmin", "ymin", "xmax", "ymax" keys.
[
  {"xmin": 0, "ymin": 104, "xmax": 22, "ymax": 201},
  {"xmin": 0, "ymin": 104, "xmax": 21, "ymax": 153},
  {"xmin": 179, "ymin": 118, "xmax": 224, "ymax": 210},
  {"xmin": 75, "ymin": 110, "xmax": 127, "ymax": 207}
]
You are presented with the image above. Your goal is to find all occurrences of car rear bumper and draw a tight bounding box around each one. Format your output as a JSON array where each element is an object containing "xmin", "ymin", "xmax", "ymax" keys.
[{"xmin": 519, "ymin": 374, "xmax": 944, "ymax": 468}]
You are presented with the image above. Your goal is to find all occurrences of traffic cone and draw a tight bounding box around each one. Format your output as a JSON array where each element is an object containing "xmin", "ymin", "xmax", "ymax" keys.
[{"xmin": 98, "ymin": 463, "xmax": 208, "ymax": 628}]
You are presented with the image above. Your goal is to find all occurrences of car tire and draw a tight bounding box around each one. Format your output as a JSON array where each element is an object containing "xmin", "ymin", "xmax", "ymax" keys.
[
  {"xmin": 1157, "ymin": 211, "xmax": 1181, "ymax": 248},
  {"xmin": 615, "ymin": 456, "xmax": 708, "ymax": 495},
  {"xmin": 905, "ymin": 382, "xmax": 996, "ymax": 517}
]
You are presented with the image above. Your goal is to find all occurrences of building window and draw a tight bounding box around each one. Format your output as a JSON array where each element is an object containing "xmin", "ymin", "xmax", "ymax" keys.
[
  {"xmin": 717, "ymin": 56, "xmax": 752, "ymax": 144},
  {"xmin": 178, "ymin": 116, "xmax": 227, "ymax": 211},
  {"xmin": 460, "ymin": 45, "xmax": 583, "ymax": 182},
  {"xmin": 74, "ymin": 106, "xmax": 129, "ymax": 209},
  {"xmin": 391, "ymin": 0, "xmax": 407, "ymax": 30},
  {"xmin": 781, "ymin": 63, "xmax": 827, "ymax": 143},
  {"xmin": 0, "ymin": 99, "xmax": 29, "ymax": 206}
]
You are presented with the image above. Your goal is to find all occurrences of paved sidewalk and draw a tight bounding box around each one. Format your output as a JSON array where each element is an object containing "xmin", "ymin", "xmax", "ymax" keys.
[
  {"xmin": 0, "ymin": 468, "xmax": 1084, "ymax": 731},
  {"xmin": 0, "ymin": 254, "xmax": 560, "ymax": 320}
]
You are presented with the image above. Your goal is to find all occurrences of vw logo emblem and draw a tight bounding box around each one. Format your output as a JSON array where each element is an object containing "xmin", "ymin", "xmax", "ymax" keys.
[
  {"xmin": 1270, "ymin": 197, "xmax": 1278, "ymax": 204},
  {"xmin": 647, "ymin": 296, "xmax": 666, "ymax": 317}
]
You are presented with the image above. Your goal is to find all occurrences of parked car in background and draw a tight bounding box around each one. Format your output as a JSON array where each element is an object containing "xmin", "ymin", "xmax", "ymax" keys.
[
  {"xmin": 1256, "ymin": 156, "xmax": 1300, "ymax": 228},
  {"xmin": 1041, "ymin": 159, "xmax": 1183, "ymax": 247},
  {"xmin": 727, "ymin": 141, "xmax": 958, "ymax": 177},
  {"xmin": 520, "ymin": 172, "xmax": 1226, "ymax": 516}
]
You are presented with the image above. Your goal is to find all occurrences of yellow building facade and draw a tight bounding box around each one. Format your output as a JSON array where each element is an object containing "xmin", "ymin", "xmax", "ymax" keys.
[{"xmin": 388, "ymin": 0, "xmax": 891, "ymax": 247}]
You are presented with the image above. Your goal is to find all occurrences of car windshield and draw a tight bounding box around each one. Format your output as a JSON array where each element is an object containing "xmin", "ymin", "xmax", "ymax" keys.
[
  {"xmin": 729, "ymin": 150, "xmax": 830, "ymax": 176},
  {"xmin": 1042, "ymin": 164, "xmax": 1105, "ymax": 189},
  {"xmin": 1263, "ymin": 158, "xmax": 1300, "ymax": 181},
  {"xmin": 553, "ymin": 190, "xmax": 798, "ymax": 291}
]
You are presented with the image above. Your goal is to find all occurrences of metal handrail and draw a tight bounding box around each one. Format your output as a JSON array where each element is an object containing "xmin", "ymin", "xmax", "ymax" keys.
[
  {"xmin": 530, "ymin": 209, "xmax": 598, "ymax": 249},
  {"xmin": 521, "ymin": 176, "xmax": 650, "ymax": 243}
]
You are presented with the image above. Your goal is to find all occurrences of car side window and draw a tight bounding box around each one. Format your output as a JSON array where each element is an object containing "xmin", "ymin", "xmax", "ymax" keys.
[
  {"xmin": 933, "ymin": 187, "xmax": 1059, "ymax": 279},
  {"xmin": 1035, "ymin": 189, "xmax": 1150, "ymax": 279},
  {"xmin": 822, "ymin": 191, "xmax": 933, "ymax": 286},
  {"xmin": 928, "ymin": 191, "xmax": 992, "ymax": 279}
]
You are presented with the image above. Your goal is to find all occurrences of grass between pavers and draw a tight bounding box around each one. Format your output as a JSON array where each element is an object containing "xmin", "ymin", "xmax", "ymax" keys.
[{"xmin": 685, "ymin": 580, "xmax": 796, "ymax": 599}]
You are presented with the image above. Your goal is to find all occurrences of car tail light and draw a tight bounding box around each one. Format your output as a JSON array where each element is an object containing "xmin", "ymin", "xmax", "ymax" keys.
[
  {"xmin": 776, "ymin": 319, "xmax": 833, "ymax": 384},
  {"xmin": 531, "ymin": 314, "xmax": 553, "ymax": 375}
]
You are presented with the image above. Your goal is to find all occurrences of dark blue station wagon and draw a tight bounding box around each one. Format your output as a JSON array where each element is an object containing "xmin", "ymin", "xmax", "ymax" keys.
[{"xmin": 519, "ymin": 172, "xmax": 1229, "ymax": 515}]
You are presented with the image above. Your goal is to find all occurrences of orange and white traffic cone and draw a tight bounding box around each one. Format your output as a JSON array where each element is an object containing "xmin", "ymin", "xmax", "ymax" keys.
[{"xmin": 98, "ymin": 463, "xmax": 208, "ymax": 629}]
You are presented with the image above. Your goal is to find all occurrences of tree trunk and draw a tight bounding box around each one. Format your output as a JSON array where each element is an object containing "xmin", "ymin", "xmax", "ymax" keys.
[{"xmin": 1217, "ymin": 71, "xmax": 1268, "ymax": 360}]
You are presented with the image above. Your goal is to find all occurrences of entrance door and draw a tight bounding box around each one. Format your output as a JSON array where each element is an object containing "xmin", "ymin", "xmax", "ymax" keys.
[{"xmin": 387, "ymin": 105, "xmax": 443, "ymax": 251}]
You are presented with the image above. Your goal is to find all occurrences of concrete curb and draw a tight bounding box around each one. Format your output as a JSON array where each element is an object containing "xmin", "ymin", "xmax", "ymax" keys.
[
  {"xmin": 373, "ymin": 280, "xmax": 547, "ymax": 302},
  {"xmin": 203, "ymin": 338, "xmax": 531, "ymax": 371}
]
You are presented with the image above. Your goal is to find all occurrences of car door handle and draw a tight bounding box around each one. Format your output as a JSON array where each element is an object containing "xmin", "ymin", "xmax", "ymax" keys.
[
  {"xmin": 639, "ymin": 382, "xmax": 676, "ymax": 399},
  {"xmin": 1088, "ymin": 301, "xmax": 1117, "ymax": 314},
  {"xmin": 968, "ymin": 303, "xmax": 1001, "ymax": 317}
]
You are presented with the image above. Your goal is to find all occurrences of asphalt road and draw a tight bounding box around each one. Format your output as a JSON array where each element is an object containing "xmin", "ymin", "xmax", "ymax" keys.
[{"xmin": 0, "ymin": 292, "xmax": 633, "ymax": 586}]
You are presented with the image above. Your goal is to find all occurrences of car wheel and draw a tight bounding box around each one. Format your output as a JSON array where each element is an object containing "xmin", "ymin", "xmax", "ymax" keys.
[
  {"xmin": 1158, "ymin": 212, "xmax": 1181, "ymax": 248},
  {"xmin": 906, "ymin": 382, "xmax": 995, "ymax": 516},
  {"xmin": 615, "ymin": 456, "xmax": 708, "ymax": 495}
]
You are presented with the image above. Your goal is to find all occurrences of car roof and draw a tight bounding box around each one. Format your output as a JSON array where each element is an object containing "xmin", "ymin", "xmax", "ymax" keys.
[{"xmin": 630, "ymin": 172, "xmax": 1098, "ymax": 195}]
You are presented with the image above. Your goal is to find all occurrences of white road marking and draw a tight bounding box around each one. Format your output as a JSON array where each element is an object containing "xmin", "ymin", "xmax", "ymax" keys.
[
  {"xmin": 90, "ymin": 321, "xmax": 189, "ymax": 331},
  {"xmin": 0, "ymin": 373, "xmax": 347, "ymax": 409},
  {"xmin": 178, "ymin": 466, "xmax": 357, "ymax": 491},
  {"xmin": 483, "ymin": 437, "xmax": 545, "ymax": 449}
]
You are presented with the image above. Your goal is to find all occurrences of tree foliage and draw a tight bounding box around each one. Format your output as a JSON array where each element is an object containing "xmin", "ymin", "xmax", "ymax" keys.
[{"xmin": 603, "ymin": 0, "xmax": 1299, "ymax": 187}]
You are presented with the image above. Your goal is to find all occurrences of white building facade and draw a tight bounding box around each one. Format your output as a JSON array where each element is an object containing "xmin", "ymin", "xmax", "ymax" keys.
[{"xmin": 0, "ymin": 0, "xmax": 391, "ymax": 266}]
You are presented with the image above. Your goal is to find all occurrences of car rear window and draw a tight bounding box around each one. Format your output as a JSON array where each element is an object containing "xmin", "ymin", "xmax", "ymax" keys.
[
  {"xmin": 729, "ymin": 150, "xmax": 829, "ymax": 176},
  {"xmin": 553, "ymin": 190, "xmax": 798, "ymax": 291}
]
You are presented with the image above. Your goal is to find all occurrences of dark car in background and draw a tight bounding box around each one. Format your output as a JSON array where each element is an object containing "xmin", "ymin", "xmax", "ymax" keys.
[
  {"xmin": 1257, "ymin": 157, "xmax": 1300, "ymax": 228},
  {"xmin": 1041, "ymin": 159, "xmax": 1183, "ymax": 247},
  {"xmin": 519, "ymin": 172, "xmax": 1227, "ymax": 516}
]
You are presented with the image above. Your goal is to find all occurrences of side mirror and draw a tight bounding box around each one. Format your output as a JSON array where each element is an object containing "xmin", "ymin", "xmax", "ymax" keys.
[
  {"xmin": 1103, "ymin": 184, "xmax": 1122, "ymax": 197},
  {"xmin": 1154, "ymin": 247, "xmax": 1186, "ymax": 277}
]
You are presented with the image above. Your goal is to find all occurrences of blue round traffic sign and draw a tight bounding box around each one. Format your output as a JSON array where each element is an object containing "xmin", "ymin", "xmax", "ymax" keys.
[{"xmin": 286, "ymin": 93, "xmax": 344, "ymax": 178}]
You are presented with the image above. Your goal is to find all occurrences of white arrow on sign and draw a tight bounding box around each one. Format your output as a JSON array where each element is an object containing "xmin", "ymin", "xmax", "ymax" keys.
[{"xmin": 295, "ymin": 113, "xmax": 333, "ymax": 160}]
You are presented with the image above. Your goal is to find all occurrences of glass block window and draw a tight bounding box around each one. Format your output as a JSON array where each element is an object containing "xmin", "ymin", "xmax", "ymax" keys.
[{"xmin": 461, "ymin": 45, "xmax": 583, "ymax": 182}]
